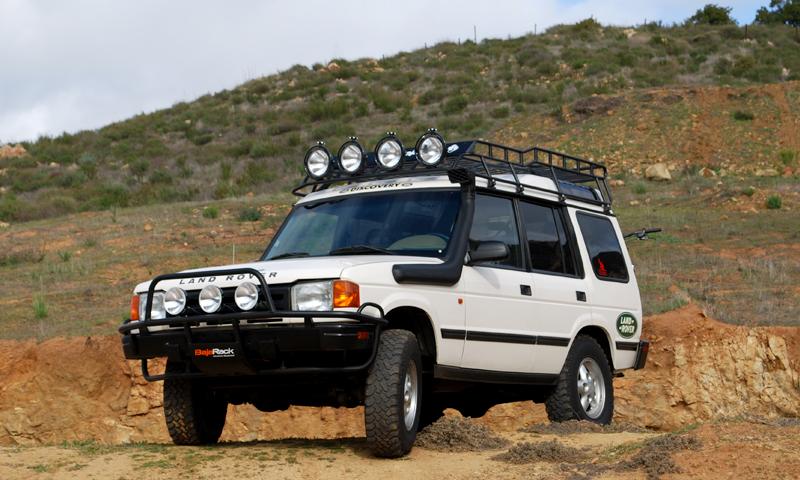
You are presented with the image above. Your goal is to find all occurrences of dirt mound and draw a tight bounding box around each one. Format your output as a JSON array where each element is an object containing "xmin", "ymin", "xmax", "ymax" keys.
[
  {"xmin": 491, "ymin": 439, "xmax": 584, "ymax": 464},
  {"xmin": 415, "ymin": 416, "xmax": 509, "ymax": 452},
  {"xmin": 0, "ymin": 304, "xmax": 798, "ymax": 445},
  {"xmin": 520, "ymin": 420, "xmax": 647, "ymax": 435},
  {"xmin": 615, "ymin": 433, "xmax": 702, "ymax": 480}
]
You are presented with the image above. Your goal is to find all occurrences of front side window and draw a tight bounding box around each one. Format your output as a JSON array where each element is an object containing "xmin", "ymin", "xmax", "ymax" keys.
[
  {"xmin": 519, "ymin": 201, "xmax": 577, "ymax": 276},
  {"xmin": 264, "ymin": 190, "xmax": 461, "ymax": 260},
  {"xmin": 469, "ymin": 194, "xmax": 524, "ymax": 269},
  {"xmin": 576, "ymin": 213, "xmax": 629, "ymax": 281}
]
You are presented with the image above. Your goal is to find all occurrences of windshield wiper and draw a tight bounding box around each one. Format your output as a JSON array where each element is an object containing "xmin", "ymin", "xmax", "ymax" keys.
[
  {"xmin": 329, "ymin": 245, "xmax": 396, "ymax": 256},
  {"xmin": 269, "ymin": 251, "xmax": 310, "ymax": 260}
]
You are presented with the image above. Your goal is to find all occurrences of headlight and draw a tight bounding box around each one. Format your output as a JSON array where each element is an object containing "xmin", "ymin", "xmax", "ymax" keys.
[
  {"xmin": 235, "ymin": 281, "xmax": 259, "ymax": 311},
  {"xmin": 291, "ymin": 281, "xmax": 333, "ymax": 311},
  {"xmin": 304, "ymin": 143, "xmax": 332, "ymax": 179},
  {"xmin": 139, "ymin": 292, "xmax": 166, "ymax": 320},
  {"xmin": 164, "ymin": 287, "xmax": 186, "ymax": 316},
  {"xmin": 375, "ymin": 133, "xmax": 404, "ymax": 170},
  {"xmin": 338, "ymin": 138, "xmax": 364, "ymax": 174},
  {"xmin": 199, "ymin": 285, "xmax": 223, "ymax": 313},
  {"xmin": 415, "ymin": 129, "xmax": 445, "ymax": 166}
]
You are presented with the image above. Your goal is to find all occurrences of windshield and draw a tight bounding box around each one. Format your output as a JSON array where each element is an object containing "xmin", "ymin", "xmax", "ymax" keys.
[{"xmin": 264, "ymin": 190, "xmax": 461, "ymax": 260}]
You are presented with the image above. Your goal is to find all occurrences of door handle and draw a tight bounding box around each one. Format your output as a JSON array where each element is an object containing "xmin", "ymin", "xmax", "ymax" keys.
[
  {"xmin": 520, "ymin": 285, "xmax": 532, "ymax": 296},
  {"xmin": 576, "ymin": 291, "xmax": 586, "ymax": 302}
]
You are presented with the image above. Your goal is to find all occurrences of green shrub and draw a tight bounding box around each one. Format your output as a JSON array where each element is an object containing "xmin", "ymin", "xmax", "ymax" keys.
[
  {"xmin": 732, "ymin": 110, "xmax": 754, "ymax": 121},
  {"xmin": 250, "ymin": 141, "xmax": 280, "ymax": 158},
  {"xmin": 57, "ymin": 251, "xmax": 72, "ymax": 262},
  {"xmin": 742, "ymin": 186, "xmax": 756, "ymax": 197},
  {"xmin": 490, "ymin": 106, "xmax": 510, "ymax": 119},
  {"xmin": 633, "ymin": 182, "xmax": 647, "ymax": 195},
  {"xmin": 779, "ymin": 150, "xmax": 796, "ymax": 165},
  {"xmin": 442, "ymin": 95, "xmax": 469, "ymax": 114},
  {"xmin": 238, "ymin": 206, "xmax": 262, "ymax": 222},
  {"xmin": 33, "ymin": 295, "xmax": 48, "ymax": 319},
  {"xmin": 202, "ymin": 206, "xmax": 219, "ymax": 219},
  {"xmin": 766, "ymin": 195, "xmax": 782, "ymax": 209}
]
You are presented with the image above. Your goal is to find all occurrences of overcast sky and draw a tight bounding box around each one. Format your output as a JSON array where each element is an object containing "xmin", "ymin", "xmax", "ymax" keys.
[{"xmin": 0, "ymin": 0, "xmax": 765, "ymax": 143}]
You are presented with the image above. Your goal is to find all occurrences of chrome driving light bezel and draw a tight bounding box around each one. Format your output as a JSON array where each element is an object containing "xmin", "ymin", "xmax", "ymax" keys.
[
  {"xmin": 234, "ymin": 281, "xmax": 259, "ymax": 311},
  {"xmin": 337, "ymin": 138, "xmax": 364, "ymax": 175},
  {"xmin": 374, "ymin": 133, "xmax": 405, "ymax": 171},
  {"xmin": 415, "ymin": 129, "xmax": 445, "ymax": 167},
  {"xmin": 164, "ymin": 287, "xmax": 187, "ymax": 316},
  {"xmin": 198, "ymin": 285, "xmax": 223, "ymax": 313},
  {"xmin": 304, "ymin": 143, "xmax": 332, "ymax": 179}
]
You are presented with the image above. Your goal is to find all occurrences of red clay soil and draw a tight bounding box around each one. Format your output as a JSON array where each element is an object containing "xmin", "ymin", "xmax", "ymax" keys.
[{"xmin": 0, "ymin": 304, "xmax": 798, "ymax": 445}]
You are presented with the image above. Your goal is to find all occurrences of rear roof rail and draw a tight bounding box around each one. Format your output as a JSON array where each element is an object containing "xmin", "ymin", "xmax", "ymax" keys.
[{"xmin": 294, "ymin": 139, "xmax": 612, "ymax": 213}]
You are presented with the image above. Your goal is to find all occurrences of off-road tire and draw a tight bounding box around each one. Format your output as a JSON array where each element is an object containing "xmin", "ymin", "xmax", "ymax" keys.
[
  {"xmin": 163, "ymin": 360, "xmax": 228, "ymax": 445},
  {"xmin": 365, "ymin": 329, "xmax": 423, "ymax": 458},
  {"xmin": 545, "ymin": 335, "xmax": 614, "ymax": 424}
]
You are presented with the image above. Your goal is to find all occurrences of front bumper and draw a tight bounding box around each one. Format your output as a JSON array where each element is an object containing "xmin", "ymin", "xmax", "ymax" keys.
[
  {"xmin": 119, "ymin": 267, "xmax": 387, "ymax": 381},
  {"xmin": 633, "ymin": 339, "xmax": 649, "ymax": 370}
]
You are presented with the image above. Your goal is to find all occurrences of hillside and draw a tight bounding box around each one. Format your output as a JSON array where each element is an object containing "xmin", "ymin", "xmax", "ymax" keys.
[{"xmin": 1, "ymin": 21, "xmax": 799, "ymax": 223}]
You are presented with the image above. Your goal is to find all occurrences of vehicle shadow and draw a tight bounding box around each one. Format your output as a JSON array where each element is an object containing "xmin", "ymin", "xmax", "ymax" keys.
[{"xmin": 210, "ymin": 436, "xmax": 375, "ymax": 458}]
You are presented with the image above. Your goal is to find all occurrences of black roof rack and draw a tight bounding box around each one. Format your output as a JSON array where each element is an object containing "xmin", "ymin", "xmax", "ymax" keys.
[{"xmin": 293, "ymin": 140, "xmax": 612, "ymax": 212}]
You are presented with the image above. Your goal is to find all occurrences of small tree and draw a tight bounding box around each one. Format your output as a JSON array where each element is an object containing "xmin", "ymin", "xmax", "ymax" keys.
[
  {"xmin": 687, "ymin": 4, "xmax": 737, "ymax": 25},
  {"xmin": 755, "ymin": 0, "xmax": 800, "ymax": 27}
]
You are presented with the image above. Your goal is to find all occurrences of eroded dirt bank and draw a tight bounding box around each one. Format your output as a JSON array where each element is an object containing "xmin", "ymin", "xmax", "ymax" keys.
[{"xmin": 1, "ymin": 304, "xmax": 798, "ymax": 445}]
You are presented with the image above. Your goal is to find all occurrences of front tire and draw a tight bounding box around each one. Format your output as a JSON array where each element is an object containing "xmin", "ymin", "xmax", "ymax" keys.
[
  {"xmin": 365, "ymin": 330, "xmax": 422, "ymax": 458},
  {"xmin": 545, "ymin": 335, "xmax": 613, "ymax": 424},
  {"xmin": 163, "ymin": 360, "xmax": 228, "ymax": 445}
]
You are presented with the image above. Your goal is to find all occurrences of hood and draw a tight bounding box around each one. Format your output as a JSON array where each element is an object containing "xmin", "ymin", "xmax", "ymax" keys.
[{"xmin": 133, "ymin": 255, "xmax": 438, "ymax": 293}]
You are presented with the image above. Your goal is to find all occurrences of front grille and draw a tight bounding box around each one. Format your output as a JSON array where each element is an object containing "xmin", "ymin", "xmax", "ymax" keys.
[{"xmin": 175, "ymin": 283, "xmax": 291, "ymax": 318}]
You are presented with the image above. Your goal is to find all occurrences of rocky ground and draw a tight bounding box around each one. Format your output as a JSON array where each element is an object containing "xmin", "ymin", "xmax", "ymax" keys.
[{"xmin": 0, "ymin": 305, "xmax": 798, "ymax": 478}]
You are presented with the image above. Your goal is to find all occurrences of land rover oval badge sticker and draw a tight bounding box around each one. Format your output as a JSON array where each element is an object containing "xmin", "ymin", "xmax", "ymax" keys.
[{"xmin": 616, "ymin": 313, "xmax": 637, "ymax": 338}]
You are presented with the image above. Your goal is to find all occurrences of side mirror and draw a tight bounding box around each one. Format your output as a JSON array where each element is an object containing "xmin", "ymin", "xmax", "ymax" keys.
[{"xmin": 467, "ymin": 241, "xmax": 509, "ymax": 265}]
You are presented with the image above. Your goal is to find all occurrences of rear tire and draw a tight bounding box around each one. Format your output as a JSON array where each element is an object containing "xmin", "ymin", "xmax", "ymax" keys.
[
  {"xmin": 545, "ymin": 335, "xmax": 613, "ymax": 425},
  {"xmin": 163, "ymin": 360, "xmax": 228, "ymax": 445},
  {"xmin": 364, "ymin": 330, "xmax": 422, "ymax": 458}
]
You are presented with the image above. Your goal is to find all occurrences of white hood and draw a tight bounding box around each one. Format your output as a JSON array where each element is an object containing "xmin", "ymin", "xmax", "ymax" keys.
[{"xmin": 133, "ymin": 255, "xmax": 438, "ymax": 293}]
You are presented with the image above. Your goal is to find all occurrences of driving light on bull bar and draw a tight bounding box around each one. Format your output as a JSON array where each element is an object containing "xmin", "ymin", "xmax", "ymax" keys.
[
  {"xmin": 304, "ymin": 143, "xmax": 332, "ymax": 179},
  {"xmin": 375, "ymin": 133, "xmax": 404, "ymax": 170},
  {"xmin": 338, "ymin": 138, "xmax": 364, "ymax": 174},
  {"xmin": 234, "ymin": 281, "xmax": 259, "ymax": 311},
  {"xmin": 164, "ymin": 287, "xmax": 187, "ymax": 316},
  {"xmin": 415, "ymin": 129, "xmax": 445, "ymax": 166},
  {"xmin": 199, "ymin": 285, "xmax": 223, "ymax": 313}
]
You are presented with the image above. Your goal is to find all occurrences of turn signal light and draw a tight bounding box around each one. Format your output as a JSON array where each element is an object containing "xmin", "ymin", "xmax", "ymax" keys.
[
  {"xmin": 332, "ymin": 280, "xmax": 360, "ymax": 308},
  {"xmin": 130, "ymin": 295, "xmax": 140, "ymax": 321}
]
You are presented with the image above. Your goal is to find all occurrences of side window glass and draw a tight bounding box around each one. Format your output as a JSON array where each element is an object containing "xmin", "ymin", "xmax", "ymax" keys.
[
  {"xmin": 576, "ymin": 213, "xmax": 629, "ymax": 281},
  {"xmin": 519, "ymin": 202, "xmax": 564, "ymax": 274},
  {"xmin": 469, "ymin": 195, "xmax": 524, "ymax": 269},
  {"xmin": 554, "ymin": 210, "xmax": 578, "ymax": 276}
]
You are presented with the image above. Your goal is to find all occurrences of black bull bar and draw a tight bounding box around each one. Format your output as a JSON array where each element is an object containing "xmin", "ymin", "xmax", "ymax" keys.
[{"xmin": 118, "ymin": 268, "xmax": 387, "ymax": 381}]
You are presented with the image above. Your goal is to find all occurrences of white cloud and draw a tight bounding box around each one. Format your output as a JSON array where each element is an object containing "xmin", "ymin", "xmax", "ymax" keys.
[{"xmin": 0, "ymin": 0, "xmax": 764, "ymax": 142}]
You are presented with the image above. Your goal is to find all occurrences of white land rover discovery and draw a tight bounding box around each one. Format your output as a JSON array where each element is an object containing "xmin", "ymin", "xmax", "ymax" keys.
[{"xmin": 120, "ymin": 130, "xmax": 650, "ymax": 457}]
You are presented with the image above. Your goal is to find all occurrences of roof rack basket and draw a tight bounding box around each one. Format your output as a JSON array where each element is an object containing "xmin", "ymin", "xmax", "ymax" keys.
[{"xmin": 294, "ymin": 139, "xmax": 613, "ymax": 212}]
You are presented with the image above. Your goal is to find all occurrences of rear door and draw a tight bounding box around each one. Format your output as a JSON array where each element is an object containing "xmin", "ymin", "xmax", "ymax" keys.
[{"xmin": 517, "ymin": 201, "xmax": 593, "ymax": 374}]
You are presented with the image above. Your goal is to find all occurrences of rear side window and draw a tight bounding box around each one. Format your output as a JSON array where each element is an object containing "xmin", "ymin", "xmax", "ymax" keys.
[
  {"xmin": 519, "ymin": 201, "xmax": 577, "ymax": 276},
  {"xmin": 576, "ymin": 213, "xmax": 629, "ymax": 281},
  {"xmin": 469, "ymin": 195, "xmax": 524, "ymax": 269}
]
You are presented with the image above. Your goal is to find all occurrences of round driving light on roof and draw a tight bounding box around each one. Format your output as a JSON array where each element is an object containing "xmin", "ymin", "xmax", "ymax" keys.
[
  {"xmin": 234, "ymin": 282, "xmax": 259, "ymax": 311},
  {"xmin": 415, "ymin": 129, "xmax": 445, "ymax": 166},
  {"xmin": 164, "ymin": 287, "xmax": 186, "ymax": 316},
  {"xmin": 198, "ymin": 285, "xmax": 223, "ymax": 313},
  {"xmin": 375, "ymin": 133, "xmax": 404, "ymax": 170},
  {"xmin": 304, "ymin": 143, "xmax": 332, "ymax": 179},
  {"xmin": 338, "ymin": 138, "xmax": 364, "ymax": 174}
]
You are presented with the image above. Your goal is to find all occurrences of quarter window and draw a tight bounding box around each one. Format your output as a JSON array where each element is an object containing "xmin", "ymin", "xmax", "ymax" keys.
[
  {"xmin": 519, "ymin": 202, "xmax": 577, "ymax": 276},
  {"xmin": 576, "ymin": 213, "xmax": 629, "ymax": 281},
  {"xmin": 469, "ymin": 195, "xmax": 524, "ymax": 269}
]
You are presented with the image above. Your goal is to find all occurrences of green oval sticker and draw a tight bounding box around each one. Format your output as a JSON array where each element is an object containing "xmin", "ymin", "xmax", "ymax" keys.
[{"xmin": 616, "ymin": 312, "xmax": 638, "ymax": 339}]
